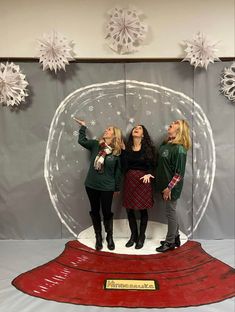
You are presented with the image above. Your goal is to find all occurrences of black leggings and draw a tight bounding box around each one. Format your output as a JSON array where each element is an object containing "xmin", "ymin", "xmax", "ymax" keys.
[{"xmin": 85, "ymin": 187, "xmax": 114, "ymax": 220}]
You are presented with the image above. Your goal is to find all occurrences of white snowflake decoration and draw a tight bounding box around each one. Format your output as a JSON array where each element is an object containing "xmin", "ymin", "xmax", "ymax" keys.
[
  {"xmin": 105, "ymin": 7, "xmax": 148, "ymax": 54},
  {"xmin": 220, "ymin": 62, "xmax": 235, "ymax": 102},
  {"xmin": 0, "ymin": 62, "xmax": 28, "ymax": 107},
  {"xmin": 37, "ymin": 30, "xmax": 76, "ymax": 73},
  {"xmin": 182, "ymin": 32, "xmax": 220, "ymax": 69}
]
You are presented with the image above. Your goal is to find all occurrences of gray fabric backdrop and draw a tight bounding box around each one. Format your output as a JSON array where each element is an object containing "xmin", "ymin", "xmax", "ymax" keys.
[{"xmin": 0, "ymin": 61, "xmax": 234, "ymax": 239}]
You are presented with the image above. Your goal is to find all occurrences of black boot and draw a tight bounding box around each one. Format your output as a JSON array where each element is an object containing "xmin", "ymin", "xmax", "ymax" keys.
[
  {"xmin": 135, "ymin": 210, "xmax": 148, "ymax": 249},
  {"xmin": 160, "ymin": 235, "xmax": 181, "ymax": 247},
  {"xmin": 156, "ymin": 242, "xmax": 175, "ymax": 252},
  {"xmin": 125, "ymin": 210, "xmax": 138, "ymax": 247},
  {"xmin": 89, "ymin": 211, "xmax": 103, "ymax": 251},
  {"xmin": 103, "ymin": 213, "xmax": 115, "ymax": 250}
]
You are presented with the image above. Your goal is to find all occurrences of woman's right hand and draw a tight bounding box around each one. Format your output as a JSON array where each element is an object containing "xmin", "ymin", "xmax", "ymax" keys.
[{"xmin": 73, "ymin": 117, "xmax": 86, "ymax": 126}]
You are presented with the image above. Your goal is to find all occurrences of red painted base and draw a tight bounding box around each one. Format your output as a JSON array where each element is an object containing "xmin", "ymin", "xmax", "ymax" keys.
[{"xmin": 12, "ymin": 240, "xmax": 235, "ymax": 308}]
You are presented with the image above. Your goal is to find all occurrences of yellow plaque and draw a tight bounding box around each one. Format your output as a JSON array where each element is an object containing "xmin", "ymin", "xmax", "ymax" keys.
[{"xmin": 104, "ymin": 279, "xmax": 158, "ymax": 291}]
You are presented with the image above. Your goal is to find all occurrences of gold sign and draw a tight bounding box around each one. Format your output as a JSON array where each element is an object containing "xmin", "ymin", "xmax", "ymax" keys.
[{"xmin": 104, "ymin": 279, "xmax": 158, "ymax": 291}]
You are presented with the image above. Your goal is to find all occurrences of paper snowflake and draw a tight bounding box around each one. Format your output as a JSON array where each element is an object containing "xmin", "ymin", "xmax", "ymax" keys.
[
  {"xmin": 182, "ymin": 32, "xmax": 220, "ymax": 69},
  {"xmin": 0, "ymin": 62, "xmax": 28, "ymax": 107},
  {"xmin": 37, "ymin": 30, "xmax": 76, "ymax": 73},
  {"xmin": 220, "ymin": 62, "xmax": 235, "ymax": 102},
  {"xmin": 105, "ymin": 7, "xmax": 148, "ymax": 54}
]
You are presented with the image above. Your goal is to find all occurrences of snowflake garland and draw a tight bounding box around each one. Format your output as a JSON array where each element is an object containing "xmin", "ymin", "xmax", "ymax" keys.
[
  {"xmin": 182, "ymin": 32, "xmax": 220, "ymax": 70},
  {"xmin": 37, "ymin": 30, "xmax": 76, "ymax": 73},
  {"xmin": 105, "ymin": 7, "xmax": 148, "ymax": 54},
  {"xmin": 220, "ymin": 62, "xmax": 235, "ymax": 103},
  {"xmin": 0, "ymin": 62, "xmax": 28, "ymax": 107}
]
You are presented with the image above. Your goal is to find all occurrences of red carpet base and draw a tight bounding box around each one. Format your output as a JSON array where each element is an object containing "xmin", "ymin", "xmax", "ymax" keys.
[{"xmin": 12, "ymin": 240, "xmax": 235, "ymax": 308}]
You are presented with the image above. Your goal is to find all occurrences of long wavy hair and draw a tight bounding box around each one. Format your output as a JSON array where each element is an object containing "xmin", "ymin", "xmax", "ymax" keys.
[
  {"xmin": 126, "ymin": 125, "xmax": 155, "ymax": 162},
  {"xmin": 169, "ymin": 119, "xmax": 191, "ymax": 150},
  {"xmin": 99, "ymin": 126, "xmax": 123, "ymax": 156}
]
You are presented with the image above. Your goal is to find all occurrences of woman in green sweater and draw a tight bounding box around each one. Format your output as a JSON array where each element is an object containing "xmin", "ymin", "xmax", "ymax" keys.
[
  {"xmin": 74, "ymin": 117, "xmax": 122, "ymax": 251},
  {"xmin": 155, "ymin": 119, "xmax": 191, "ymax": 253}
]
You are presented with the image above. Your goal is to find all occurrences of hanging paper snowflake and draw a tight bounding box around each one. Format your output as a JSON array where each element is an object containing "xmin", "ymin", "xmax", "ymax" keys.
[
  {"xmin": 105, "ymin": 7, "xmax": 148, "ymax": 54},
  {"xmin": 0, "ymin": 62, "xmax": 28, "ymax": 107},
  {"xmin": 182, "ymin": 32, "xmax": 220, "ymax": 69},
  {"xmin": 220, "ymin": 62, "xmax": 235, "ymax": 102},
  {"xmin": 37, "ymin": 30, "xmax": 76, "ymax": 73}
]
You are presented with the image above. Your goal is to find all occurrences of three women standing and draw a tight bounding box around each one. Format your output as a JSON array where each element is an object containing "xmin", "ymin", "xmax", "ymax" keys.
[
  {"xmin": 74, "ymin": 118, "xmax": 122, "ymax": 251},
  {"xmin": 122, "ymin": 125, "xmax": 155, "ymax": 249}
]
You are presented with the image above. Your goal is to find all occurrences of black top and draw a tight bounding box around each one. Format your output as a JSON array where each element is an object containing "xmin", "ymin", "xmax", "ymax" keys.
[{"xmin": 121, "ymin": 148, "xmax": 154, "ymax": 173}]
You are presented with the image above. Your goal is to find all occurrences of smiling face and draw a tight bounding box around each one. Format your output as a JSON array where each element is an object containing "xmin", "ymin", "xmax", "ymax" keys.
[
  {"xmin": 103, "ymin": 126, "xmax": 114, "ymax": 140},
  {"xmin": 168, "ymin": 120, "xmax": 180, "ymax": 137},
  {"xmin": 132, "ymin": 125, "xmax": 144, "ymax": 138}
]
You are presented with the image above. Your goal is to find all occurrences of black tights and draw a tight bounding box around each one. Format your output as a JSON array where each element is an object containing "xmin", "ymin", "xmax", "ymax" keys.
[
  {"xmin": 126, "ymin": 208, "xmax": 148, "ymax": 221},
  {"xmin": 86, "ymin": 187, "xmax": 114, "ymax": 219}
]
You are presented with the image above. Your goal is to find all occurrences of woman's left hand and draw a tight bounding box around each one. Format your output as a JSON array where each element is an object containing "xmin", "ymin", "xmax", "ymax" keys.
[
  {"xmin": 140, "ymin": 174, "xmax": 155, "ymax": 183},
  {"xmin": 162, "ymin": 187, "xmax": 171, "ymax": 200}
]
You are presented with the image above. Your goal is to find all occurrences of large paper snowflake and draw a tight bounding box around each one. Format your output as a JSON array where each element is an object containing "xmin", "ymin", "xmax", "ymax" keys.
[
  {"xmin": 182, "ymin": 32, "xmax": 220, "ymax": 69},
  {"xmin": 105, "ymin": 7, "xmax": 148, "ymax": 54},
  {"xmin": 37, "ymin": 30, "xmax": 76, "ymax": 73},
  {"xmin": 0, "ymin": 62, "xmax": 28, "ymax": 107},
  {"xmin": 220, "ymin": 62, "xmax": 235, "ymax": 103}
]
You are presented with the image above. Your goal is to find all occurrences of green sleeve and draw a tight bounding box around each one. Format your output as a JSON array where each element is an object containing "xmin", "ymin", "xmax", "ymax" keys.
[
  {"xmin": 78, "ymin": 125, "xmax": 96, "ymax": 151},
  {"xmin": 174, "ymin": 145, "xmax": 187, "ymax": 177},
  {"xmin": 114, "ymin": 157, "xmax": 122, "ymax": 192}
]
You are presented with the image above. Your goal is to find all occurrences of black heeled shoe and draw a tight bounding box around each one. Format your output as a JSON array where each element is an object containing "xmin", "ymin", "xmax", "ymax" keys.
[{"xmin": 156, "ymin": 242, "xmax": 175, "ymax": 252}]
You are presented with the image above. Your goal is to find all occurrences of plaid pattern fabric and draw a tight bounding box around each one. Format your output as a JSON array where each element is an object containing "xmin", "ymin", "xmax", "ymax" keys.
[
  {"xmin": 94, "ymin": 142, "xmax": 112, "ymax": 171},
  {"xmin": 123, "ymin": 170, "xmax": 154, "ymax": 210},
  {"xmin": 168, "ymin": 173, "xmax": 182, "ymax": 190}
]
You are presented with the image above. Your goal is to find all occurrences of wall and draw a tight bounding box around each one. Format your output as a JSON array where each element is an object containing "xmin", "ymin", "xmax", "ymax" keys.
[{"xmin": 0, "ymin": 0, "xmax": 234, "ymax": 58}]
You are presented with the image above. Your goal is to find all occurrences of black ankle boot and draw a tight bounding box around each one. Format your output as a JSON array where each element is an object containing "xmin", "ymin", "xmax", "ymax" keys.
[
  {"xmin": 160, "ymin": 235, "xmax": 181, "ymax": 248},
  {"xmin": 125, "ymin": 234, "xmax": 138, "ymax": 247},
  {"xmin": 156, "ymin": 242, "xmax": 175, "ymax": 253},
  {"xmin": 135, "ymin": 234, "xmax": 145, "ymax": 249}
]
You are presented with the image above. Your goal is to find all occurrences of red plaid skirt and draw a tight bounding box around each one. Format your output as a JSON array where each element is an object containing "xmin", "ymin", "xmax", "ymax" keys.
[{"xmin": 123, "ymin": 170, "xmax": 154, "ymax": 210}]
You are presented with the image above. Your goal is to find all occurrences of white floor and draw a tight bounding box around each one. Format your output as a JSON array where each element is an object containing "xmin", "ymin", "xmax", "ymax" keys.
[
  {"xmin": 78, "ymin": 220, "xmax": 188, "ymax": 254},
  {"xmin": 0, "ymin": 223, "xmax": 234, "ymax": 312}
]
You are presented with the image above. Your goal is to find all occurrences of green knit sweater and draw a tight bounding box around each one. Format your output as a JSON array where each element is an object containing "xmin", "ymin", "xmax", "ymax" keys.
[
  {"xmin": 156, "ymin": 142, "xmax": 187, "ymax": 200},
  {"xmin": 78, "ymin": 126, "xmax": 121, "ymax": 191}
]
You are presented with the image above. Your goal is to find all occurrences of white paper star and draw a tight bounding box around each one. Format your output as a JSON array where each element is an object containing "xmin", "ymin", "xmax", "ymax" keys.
[
  {"xmin": 220, "ymin": 62, "xmax": 235, "ymax": 103},
  {"xmin": 0, "ymin": 62, "xmax": 28, "ymax": 107},
  {"xmin": 37, "ymin": 30, "xmax": 76, "ymax": 73},
  {"xmin": 182, "ymin": 32, "xmax": 220, "ymax": 70},
  {"xmin": 105, "ymin": 7, "xmax": 148, "ymax": 54}
]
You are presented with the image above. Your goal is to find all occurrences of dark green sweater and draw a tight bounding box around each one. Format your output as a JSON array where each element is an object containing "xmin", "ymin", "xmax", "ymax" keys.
[
  {"xmin": 78, "ymin": 126, "xmax": 121, "ymax": 191},
  {"xmin": 156, "ymin": 142, "xmax": 187, "ymax": 200}
]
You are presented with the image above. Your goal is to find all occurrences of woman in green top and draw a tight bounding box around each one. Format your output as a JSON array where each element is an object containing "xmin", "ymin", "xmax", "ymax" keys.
[
  {"xmin": 155, "ymin": 120, "xmax": 191, "ymax": 253},
  {"xmin": 74, "ymin": 117, "xmax": 122, "ymax": 251}
]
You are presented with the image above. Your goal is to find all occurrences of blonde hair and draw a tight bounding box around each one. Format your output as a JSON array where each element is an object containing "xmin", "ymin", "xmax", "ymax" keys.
[
  {"xmin": 111, "ymin": 127, "xmax": 123, "ymax": 155},
  {"xmin": 99, "ymin": 126, "xmax": 123, "ymax": 156},
  {"xmin": 171, "ymin": 120, "xmax": 191, "ymax": 150}
]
